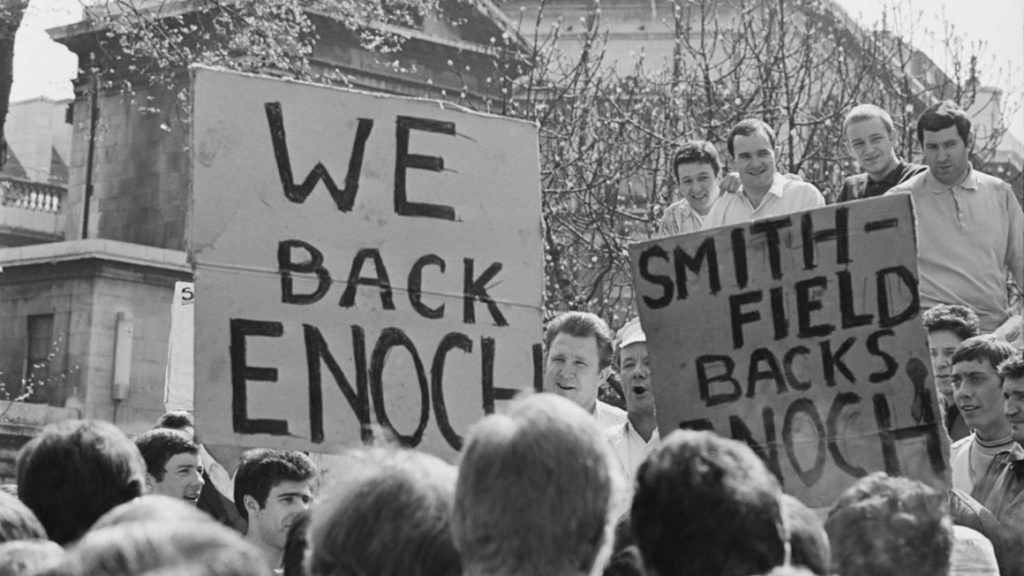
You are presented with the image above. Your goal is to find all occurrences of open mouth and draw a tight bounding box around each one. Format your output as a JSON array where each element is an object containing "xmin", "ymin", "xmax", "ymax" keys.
[
  {"xmin": 632, "ymin": 386, "xmax": 647, "ymax": 395},
  {"xmin": 555, "ymin": 382, "xmax": 574, "ymax": 390}
]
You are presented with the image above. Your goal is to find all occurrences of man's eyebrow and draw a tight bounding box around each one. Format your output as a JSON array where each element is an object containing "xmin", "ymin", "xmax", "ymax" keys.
[{"xmin": 277, "ymin": 491, "xmax": 308, "ymax": 498}]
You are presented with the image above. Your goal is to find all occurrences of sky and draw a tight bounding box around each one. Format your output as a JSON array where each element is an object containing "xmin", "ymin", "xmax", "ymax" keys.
[{"xmin": 9, "ymin": 0, "xmax": 1024, "ymax": 140}]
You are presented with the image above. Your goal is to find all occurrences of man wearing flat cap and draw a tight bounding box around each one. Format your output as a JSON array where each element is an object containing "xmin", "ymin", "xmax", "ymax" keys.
[{"xmin": 604, "ymin": 318, "xmax": 660, "ymax": 486}]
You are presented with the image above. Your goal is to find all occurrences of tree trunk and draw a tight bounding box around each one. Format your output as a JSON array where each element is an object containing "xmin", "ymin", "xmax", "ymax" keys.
[{"xmin": 0, "ymin": 0, "xmax": 29, "ymax": 169}]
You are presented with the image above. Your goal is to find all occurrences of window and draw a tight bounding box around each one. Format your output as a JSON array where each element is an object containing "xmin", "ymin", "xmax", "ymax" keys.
[{"xmin": 22, "ymin": 315, "xmax": 54, "ymax": 404}]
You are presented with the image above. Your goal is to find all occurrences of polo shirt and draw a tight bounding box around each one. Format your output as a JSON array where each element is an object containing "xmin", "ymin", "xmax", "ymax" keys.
[
  {"xmin": 886, "ymin": 166, "xmax": 1024, "ymax": 332},
  {"xmin": 704, "ymin": 173, "xmax": 825, "ymax": 229}
]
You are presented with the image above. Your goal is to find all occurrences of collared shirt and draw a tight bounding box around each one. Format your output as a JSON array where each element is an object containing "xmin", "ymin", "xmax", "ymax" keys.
[
  {"xmin": 886, "ymin": 166, "xmax": 1024, "ymax": 332},
  {"xmin": 658, "ymin": 199, "xmax": 707, "ymax": 237},
  {"xmin": 594, "ymin": 399, "xmax": 628, "ymax": 430},
  {"xmin": 704, "ymin": 173, "xmax": 825, "ymax": 229},
  {"xmin": 603, "ymin": 420, "xmax": 660, "ymax": 486},
  {"xmin": 836, "ymin": 160, "xmax": 926, "ymax": 203},
  {"xmin": 949, "ymin": 432, "xmax": 1023, "ymax": 493}
]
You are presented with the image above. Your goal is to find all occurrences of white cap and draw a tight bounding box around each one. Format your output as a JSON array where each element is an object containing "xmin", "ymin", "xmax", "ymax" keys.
[{"xmin": 616, "ymin": 318, "xmax": 646, "ymax": 350}]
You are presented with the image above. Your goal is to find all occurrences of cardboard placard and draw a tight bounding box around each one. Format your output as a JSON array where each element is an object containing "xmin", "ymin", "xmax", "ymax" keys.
[
  {"xmin": 630, "ymin": 196, "xmax": 949, "ymax": 506},
  {"xmin": 189, "ymin": 67, "xmax": 544, "ymax": 459}
]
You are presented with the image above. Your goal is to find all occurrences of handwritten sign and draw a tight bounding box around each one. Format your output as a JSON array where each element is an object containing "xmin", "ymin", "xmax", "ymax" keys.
[
  {"xmin": 630, "ymin": 196, "xmax": 949, "ymax": 506},
  {"xmin": 189, "ymin": 67, "xmax": 544, "ymax": 459},
  {"xmin": 164, "ymin": 281, "xmax": 195, "ymax": 412}
]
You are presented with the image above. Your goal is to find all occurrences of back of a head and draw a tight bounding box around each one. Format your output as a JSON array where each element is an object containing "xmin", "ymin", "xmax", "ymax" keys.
[
  {"xmin": 0, "ymin": 489, "xmax": 47, "ymax": 543},
  {"xmin": 825, "ymin": 472, "xmax": 952, "ymax": 576},
  {"xmin": 91, "ymin": 495, "xmax": 214, "ymax": 530},
  {"xmin": 0, "ymin": 539, "xmax": 65, "ymax": 576},
  {"xmin": 16, "ymin": 419, "xmax": 146, "ymax": 545},
  {"xmin": 781, "ymin": 494, "xmax": 830, "ymax": 576},
  {"xmin": 307, "ymin": 449, "xmax": 460, "ymax": 576},
  {"xmin": 631, "ymin": 429, "xmax": 786, "ymax": 576},
  {"xmin": 454, "ymin": 393, "xmax": 617, "ymax": 576}
]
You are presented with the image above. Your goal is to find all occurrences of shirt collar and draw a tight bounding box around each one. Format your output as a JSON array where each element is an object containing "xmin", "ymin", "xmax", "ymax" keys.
[
  {"xmin": 925, "ymin": 164, "xmax": 977, "ymax": 193},
  {"xmin": 877, "ymin": 161, "xmax": 910, "ymax": 185},
  {"xmin": 741, "ymin": 173, "xmax": 786, "ymax": 203}
]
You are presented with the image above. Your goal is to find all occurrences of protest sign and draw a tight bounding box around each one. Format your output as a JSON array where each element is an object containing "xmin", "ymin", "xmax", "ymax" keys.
[
  {"xmin": 630, "ymin": 196, "xmax": 949, "ymax": 506},
  {"xmin": 164, "ymin": 281, "xmax": 195, "ymax": 412},
  {"xmin": 189, "ymin": 67, "xmax": 544, "ymax": 459}
]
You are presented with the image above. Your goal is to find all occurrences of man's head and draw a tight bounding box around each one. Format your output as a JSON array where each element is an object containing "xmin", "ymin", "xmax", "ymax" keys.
[
  {"xmin": 999, "ymin": 352, "xmax": 1024, "ymax": 444},
  {"xmin": 544, "ymin": 311, "xmax": 614, "ymax": 413},
  {"xmin": 916, "ymin": 100, "xmax": 974, "ymax": 186},
  {"xmin": 134, "ymin": 429, "xmax": 204, "ymax": 505},
  {"xmin": 631, "ymin": 429, "xmax": 786, "ymax": 576},
  {"xmin": 234, "ymin": 449, "xmax": 317, "ymax": 553},
  {"xmin": 843, "ymin": 104, "xmax": 900, "ymax": 180},
  {"xmin": 727, "ymin": 118, "xmax": 777, "ymax": 195},
  {"xmin": 616, "ymin": 319, "xmax": 654, "ymax": 420},
  {"xmin": 453, "ymin": 393, "xmax": 617, "ymax": 576},
  {"xmin": 0, "ymin": 489, "xmax": 47, "ymax": 543},
  {"xmin": 307, "ymin": 449, "xmax": 460, "ymax": 576},
  {"xmin": 951, "ymin": 335, "xmax": 1017, "ymax": 441},
  {"xmin": 923, "ymin": 304, "xmax": 981, "ymax": 401},
  {"xmin": 156, "ymin": 410, "xmax": 197, "ymax": 442},
  {"xmin": 825, "ymin": 472, "xmax": 952, "ymax": 576},
  {"xmin": 671, "ymin": 141, "xmax": 722, "ymax": 214},
  {"xmin": 16, "ymin": 419, "xmax": 146, "ymax": 545}
]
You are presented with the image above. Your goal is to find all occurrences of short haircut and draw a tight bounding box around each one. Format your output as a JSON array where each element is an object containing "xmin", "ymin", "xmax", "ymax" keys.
[
  {"xmin": 632, "ymin": 430, "xmax": 786, "ymax": 576},
  {"xmin": 134, "ymin": 429, "xmax": 199, "ymax": 482},
  {"xmin": 951, "ymin": 335, "xmax": 1017, "ymax": 372},
  {"xmin": 843, "ymin": 104, "xmax": 896, "ymax": 137},
  {"xmin": 0, "ymin": 540, "xmax": 65, "ymax": 576},
  {"xmin": 672, "ymin": 140, "xmax": 722, "ymax": 181},
  {"xmin": 825, "ymin": 472, "xmax": 952, "ymax": 576},
  {"xmin": 156, "ymin": 411, "xmax": 195, "ymax": 432},
  {"xmin": 782, "ymin": 494, "xmax": 830, "ymax": 576},
  {"xmin": 727, "ymin": 118, "xmax": 776, "ymax": 157},
  {"xmin": 307, "ymin": 449, "xmax": 460, "ymax": 576},
  {"xmin": 922, "ymin": 304, "xmax": 980, "ymax": 340},
  {"xmin": 916, "ymin": 100, "xmax": 971, "ymax": 146},
  {"xmin": 92, "ymin": 495, "xmax": 214, "ymax": 531},
  {"xmin": 233, "ymin": 449, "xmax": 317, "ymax": 521},
  {"xmin": 998, "ymin": 351, "xmax": 1024, "ymax": 381},
  {"xmin": 16, "ymin": 419, "xmax": 146, "ymax": 545},
  {"xmin": 40, "ymin": 521, "xmax": 271, "ymax": 576},
  {"xmin": 453, "ymin": 393, "xmax": 617, "ymax": 576},
  {"xmin": 544, "ymin": 311, "xmax": 615, "ymax": 370},
  {"xmin": 0, "ymin": 489, "xmax": 47, "ymax": 543}
]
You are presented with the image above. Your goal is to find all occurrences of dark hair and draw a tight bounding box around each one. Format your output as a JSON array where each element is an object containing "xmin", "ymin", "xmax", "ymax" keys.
[
  {"xmin": 672, "ymin": 141, "xmax": 721, "ymax": 181},
  {"xmin": 727, "ymin": 118, "xmax": 776, "ymax": 157},
  {"xmin": 134, "ymin": 429, "xmax": 199, "ymax": 482},
  {"xmin": 998, "ymin": 351, "xmax": 1024, "ymax": 381},
  {"xmin": 233, "ymin": 450, "xmax": 317, "ymax": 521},
  {"xmin": 156, "ymin": 411, "xmax": 195, "ymax": 433},
  {"xmin": 782, "ymin": 494, "xmax": 831, "ymax": 576},
  {"xmin": 0, "ymin": 490, "xmax": 47, "ymax": 543},
  {"xmin": 825, "ymin": 472, "xmax": 951, "ymax": 576},
  {"xmin": 544, "ymin": 311, "xmax": 615, "ymax": 370},
  {"xmin": 922, "ymin": 304, "xmax": 980, "ymax": 340},
  {"xmin": 16, "ymin": 420, "xmax": 146, "ymax": 545},
  {"xmin": 282, "ymin": 509, "xmax": 311, "ymax": 576},
  {"xmin": 951, "ymin": 335, "xmax": 1017, "ymax": 372},
  {"xmin": 631, "ymin": 429, "xmax": 786, "ymax": 576},
  {"xmin": 916, "ymin": 100, "xmax": 971, "ymax": 146}
]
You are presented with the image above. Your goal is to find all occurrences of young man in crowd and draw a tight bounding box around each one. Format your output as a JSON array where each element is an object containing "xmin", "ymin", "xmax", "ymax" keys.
[
  {"xmin": 886, "ymin": 100, "xmax": 1024, "ymax": 337},
  {"xmin": 234, "ymin": 449, "xmax": 318, "ymax": 572},
  {"xmin": 453, "ymin": 393, "xmax": 618, "ymax": 576},
  {"xmin": 704, "ymin": 118, "xmax": 825, "ymax": 229},
  {"xmin": 836, "ymin": 104, "xmax": 925, "ymax": 202},
  {"xmin": 657, "ymin": 141, "xmax": 723, "ymax": 237},
  {"xmin": 948, "ymin": 336, "xmax": 1021, "ymax": 493},
  {"xmin": 603, "ymin": 318, "xmax": 659, "ymax": 486},
  {"xmin": 134, "ymin": 428, "xmax": 205, "ymax": 505},
  {"xmin": 544, "ymin": 311, "xmax": 626, "ymax": 429},
  {"xmin": 923, "ymin": 304, "xmax": 981, "ymax": 441}
]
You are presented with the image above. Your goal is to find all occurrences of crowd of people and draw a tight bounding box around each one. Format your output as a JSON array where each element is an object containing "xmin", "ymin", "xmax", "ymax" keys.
[{"xmin": 0, "ymin": 99, "xmax": 1021, "ymax": 575}]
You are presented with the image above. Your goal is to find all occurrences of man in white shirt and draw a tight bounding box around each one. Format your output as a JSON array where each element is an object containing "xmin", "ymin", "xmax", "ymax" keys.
[
  {"xmin": 604, "ymin": 318, "xmax": 659, "ymax": 486},
  {"xmin": 658, "ymin": 140, "xmax": 723, "ymax": 237},
  {"xmin": 948, "ymin": 336, "xmax": 1022, "ymax": 493},
  {"xmin": 705, "ymin": 118, "xmax": 824, "ymax": 229}
]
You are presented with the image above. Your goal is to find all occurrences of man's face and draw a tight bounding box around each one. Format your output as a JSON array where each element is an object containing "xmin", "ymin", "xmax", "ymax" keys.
[
  {"xmin": 927, "ymin": 330, "xmax": 962, "ymax": 402},
  {"xmin": 248, "ymin": 480, "xmax": 313, "ymax": 551},
  {"xmin": 675, "ymin": 162, "xmax": 720, "ymax": 214},
  {"xmin": 1003, "ymin": 376, "xmax": 1024, "ymax": 444},
  {"xmin": 619, "ymin": 342, "xmax": 655, "ymax": 418},
  {"xmin": 545, "ymin": 332, "xmax": 607, "ymax": 413},
  {"xmin": 845, "ymin": 117, "xmax": 897, "ymax": 178},
  {"xmin": 152, "ymin": 452, "xmax": 204, "ymax": 505},
  {"xmin": 732, "ymin": 129, "xmax": 776, "ymax": 193},
  {"xmin": 952, "ymin": 359, "xmax": 1006, "ymax": 439},
  {"xmin": 922, "ymin": 126, "xmax": 972, "ymax": 185}
]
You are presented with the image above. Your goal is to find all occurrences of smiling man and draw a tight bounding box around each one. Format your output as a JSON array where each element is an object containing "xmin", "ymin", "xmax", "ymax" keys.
[
  {"xmin": 134, "ymin": 428, "xmax": 205, "ymax": 505},
  {"xmin": 887, "ymin": 101, "xmax": 1024, "ymax": 335},
  {"xmin": 234, "ymin": 449, "xmax": 318, "ymax": 572},
  {"xmin": 836, "ymin": 104, "xmax": 925, "ymax": 203},
  {"xmin": 704, "ymin": 118, "xmax": 824, "ymax": 229},
  {"xmin": 603, "ymin": 318, "xmax": 659, "ymax": 487},
  {"xmin": 947, "ymin": 335, "xmax": 1021, "ymax": 493},
  {"xmin": 544, "ymin": 311, "xmax": 627, "ymax": 430},
  {"xmin": 658, "ymin": 141, "xmax": 723, "ymax": 237}
]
